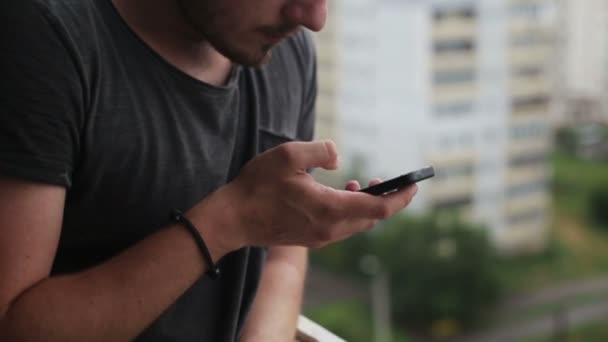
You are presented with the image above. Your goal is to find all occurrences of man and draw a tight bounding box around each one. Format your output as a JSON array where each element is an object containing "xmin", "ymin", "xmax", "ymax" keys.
[{"xmin": 0, "ymin": 0, "xmax": 418, "ymax": 340}]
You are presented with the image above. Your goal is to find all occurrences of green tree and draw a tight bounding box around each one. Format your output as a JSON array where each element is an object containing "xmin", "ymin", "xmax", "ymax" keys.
[
  {"xmin": 310, "ymin": 213, "xmax": 504, "ymax": 336},
  {"xmin": 305, "ymin": 301, "xmax": 372, "ymax": 342},
  {"xmin": 374, "ymin": 215, "xmax": 502, "ymax": 333},
  {"xmin": 589, "ymin": 185, "xmax": 608, "ymax": 228},
  {"xmin": 555, "ymin": 127, "xmax": 577, "ymax": 155}
]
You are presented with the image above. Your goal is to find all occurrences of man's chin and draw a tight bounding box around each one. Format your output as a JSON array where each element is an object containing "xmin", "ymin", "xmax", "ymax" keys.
[
  {"xmin": 215, "ymin": 43, "xmax": 274, "ymax": 67},
  {"xmin": 232, "ymin": 50, "xmax": 273, "ymax": 67},
  {"xmin": 258, "ymin": 50, "xmax": 273, "ymax": 66}
]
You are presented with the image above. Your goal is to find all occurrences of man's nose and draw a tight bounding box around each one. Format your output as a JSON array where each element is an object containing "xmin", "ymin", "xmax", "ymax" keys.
[{"xmin": 283, "ymin": 0, "xmax": 328, "ymax": 32}]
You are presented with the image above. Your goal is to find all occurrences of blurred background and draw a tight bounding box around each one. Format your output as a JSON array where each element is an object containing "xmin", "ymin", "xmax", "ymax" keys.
[{"xmin": 302, "ymin": 0, "xmax": 608, "ymax": 341}]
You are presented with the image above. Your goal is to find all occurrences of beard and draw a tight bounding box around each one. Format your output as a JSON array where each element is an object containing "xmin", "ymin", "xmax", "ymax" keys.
[
  {"xmin": 176, "ymin": 0, "xmax": 275, "ymax": 67},
  {"xmin": 209, "ymin": 37, "xmax": 274, "ymax": 67}
]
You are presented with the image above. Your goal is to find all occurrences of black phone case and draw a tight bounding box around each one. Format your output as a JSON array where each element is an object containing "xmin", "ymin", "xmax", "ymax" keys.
[{"xmin": 359, "ymin": 166, "xmax": 435, "ymax": 196}]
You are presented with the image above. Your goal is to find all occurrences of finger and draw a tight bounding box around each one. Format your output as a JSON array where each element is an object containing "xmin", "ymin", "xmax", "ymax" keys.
[
  {"xmin": 368, "ymin": 178, "xmax": 382, "ymax": 187},
  {"xmin": 272, "ymin": 140, "xmax": 339, "ymax": 172},
  {"xmin": 345, "ymin": 180, "xmax": 360, "ymax": 191},
  {"xmin": 316, "ymin": 218, "xmax": 378, "ymax": 247},
  {"xmin": 338, "ymin": 184, "xmax": 418, "ymax": 220},
  {"xmin": 389, "ymin": 184, "xmax": 418, "ymax": 199},
  {"xmin": 337, "ymin": 219, "xmax": 376, "ymax": 239},
  {"xmin": 380, "ymin": 184, "xmax": 419, "ymax": 215},
  {"xmin": 328, "ymin": 190, "xmax": 392, "ymax": 220},
  {"xmin": 309, "ymin": 182, "xmax": 416, "ymax": 224}
]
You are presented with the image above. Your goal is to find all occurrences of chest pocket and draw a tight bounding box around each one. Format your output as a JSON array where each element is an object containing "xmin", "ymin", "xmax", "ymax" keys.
[
  {"xmin": 243, "ymin": 60, "xmax": 304, "ymax": 155},
  {"xmin": 258, "ymin": 127, "xmax": 296, "ymax": 154},
  {"xmin": 255, "ymin": 84, "xmax": 301, "ymax": 154}
]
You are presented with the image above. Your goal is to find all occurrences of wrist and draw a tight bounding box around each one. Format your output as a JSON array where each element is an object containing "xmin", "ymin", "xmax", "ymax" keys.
[
  {"xmin": 170, "ymin": 210, "xmax": 220, "ymax": 279},
  {"xmin": 186, "ymin": 186, "xmax": 246, "ymax": 262},
  {"xmin": 267, "ymin": 246, "xmax": 308, "ymax": 273}
]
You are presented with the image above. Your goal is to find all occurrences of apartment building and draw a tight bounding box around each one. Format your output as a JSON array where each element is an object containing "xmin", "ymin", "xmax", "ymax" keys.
[
  {"xmin": 313, "ymin": 0, "xmax": 556, "ymax": 252},
  {"xmin": 503, "ymin": 0, "xmax": 555, "ymax": 251}
]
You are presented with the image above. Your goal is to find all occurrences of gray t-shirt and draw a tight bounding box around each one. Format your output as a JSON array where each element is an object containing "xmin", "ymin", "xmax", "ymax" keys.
[{"xmin": 0, "ymin": 0, "xmax": 316, "ymax": 340}]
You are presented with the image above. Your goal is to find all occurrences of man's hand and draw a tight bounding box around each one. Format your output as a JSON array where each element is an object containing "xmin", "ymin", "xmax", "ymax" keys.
[
  {"xmin": 190, "ymin": 140, "xmax": 418, "ymax": 253},
  {"xmin": 239, "ymin": 178, "xmax": 390, "ymax": 342}
]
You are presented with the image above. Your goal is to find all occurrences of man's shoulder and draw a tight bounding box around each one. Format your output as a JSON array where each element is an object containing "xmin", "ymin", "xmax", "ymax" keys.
[
  {"xmin": 1, "ymin": 0, "xmax": 101, "ymax": 49},
  {"xmin": 2, "ymin": 0, "xmax": 95, "ymax": 21}
]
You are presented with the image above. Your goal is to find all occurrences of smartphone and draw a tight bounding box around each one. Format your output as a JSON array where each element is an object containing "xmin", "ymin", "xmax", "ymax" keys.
[{"xmin": 359, "ymin": 166, "xmax": 435, "ymax": 196}]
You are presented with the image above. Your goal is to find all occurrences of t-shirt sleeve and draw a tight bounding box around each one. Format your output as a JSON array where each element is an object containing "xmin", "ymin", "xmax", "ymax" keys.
[{"xmin": 0, "ymin": 1, "xmax": 84, "ymax": 187}]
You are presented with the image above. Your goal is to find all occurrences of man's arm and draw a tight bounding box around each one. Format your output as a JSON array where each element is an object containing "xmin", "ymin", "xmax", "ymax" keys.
[
  {"xmin": 237, "ymin": 179, "xmax": 387, "ymax": 341},
  {"xmin": 240, "ymin": 246, "xmax": 308, "ymax": 341},
  {"xmin": 0, "ymin": 176, "xmax": 234, "ymax": 341},
  {"xmin": 0, "ymin": 141, "xmax": 417, "ymax": 341}
]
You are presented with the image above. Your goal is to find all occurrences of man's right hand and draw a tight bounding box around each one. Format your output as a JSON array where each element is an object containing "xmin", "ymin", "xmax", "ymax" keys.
[{"xmin": 189, "ymin": 140, "xmax": 418, "ymax": 255}]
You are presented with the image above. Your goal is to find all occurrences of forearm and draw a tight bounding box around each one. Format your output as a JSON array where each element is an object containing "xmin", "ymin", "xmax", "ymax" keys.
[
  {"xmin": 0, "ymin": 221, "xmax": 229, "ymax": 342},
  {"xmin": 240, "ymin": 246, "xmax": 308, "ymax": 342}
]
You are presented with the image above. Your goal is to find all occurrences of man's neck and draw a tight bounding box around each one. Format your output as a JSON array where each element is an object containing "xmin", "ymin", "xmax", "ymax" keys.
[{"xmin": 112, "ymin": 0, "xmax": 233, "ymax": 86}]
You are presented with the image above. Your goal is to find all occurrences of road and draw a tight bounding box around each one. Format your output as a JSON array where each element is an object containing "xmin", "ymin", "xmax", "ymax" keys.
[
  {"xmin": 305, "ymin": 268, "xmax": 608, "ymax": 341},
  {"xmin": 452, "ymin": 275, "xmax": 608, "ymax": 342}
]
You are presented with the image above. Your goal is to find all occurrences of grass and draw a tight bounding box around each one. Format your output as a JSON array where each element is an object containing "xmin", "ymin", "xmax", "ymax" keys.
[
  {"xmin": 304, "ymin": 300, "xmax": 412, "ymax": 342},
  {"xmin": 303, "ymin": 300, "xmax": 372, "ymax": 342},
  {"xmin": 552, "ymin": 152, "xmax": 608, "ymax": 218},
  {"xmin": 526, "ymin": 319, "xmax": 608, "ymax": 342},
  {"xmin": 485, "ymin": 289, "xmax": 608, "ymax": 330}
]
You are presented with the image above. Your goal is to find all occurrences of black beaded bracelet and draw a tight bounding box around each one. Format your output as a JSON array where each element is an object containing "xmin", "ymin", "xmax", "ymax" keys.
[{"xmin": 169, "ymin": 209, "xmax": 220, "ymax": 279}]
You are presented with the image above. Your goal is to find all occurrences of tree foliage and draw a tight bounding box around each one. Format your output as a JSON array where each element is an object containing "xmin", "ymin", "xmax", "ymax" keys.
[
  {"xmin": 310, "ymin": 213, "xmax": 503, "ymax": 334},
  {"xmin": 589, "ymin": 185, "xmax": 608, "ymax": 228}
]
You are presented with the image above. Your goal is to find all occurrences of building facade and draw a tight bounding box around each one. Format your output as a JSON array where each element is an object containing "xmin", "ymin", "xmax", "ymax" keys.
[{"xmin": 313, "ymin": 0, "xmax": 557, "ymax": 253}]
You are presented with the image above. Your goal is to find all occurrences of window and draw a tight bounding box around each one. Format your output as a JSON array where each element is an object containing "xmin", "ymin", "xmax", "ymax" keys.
[
  {"xmin": 509, "ymin": 153, "xmax": 547, "ymax": 167},
  {"xmin": 510, "ymin": 123, "xmax": 545, "ymax": 139},
  {"xmin": 508, "ymin": 209, "xmax": 545, "ymax": 225},
  {"xmin": 433, "ymin": 6, "xmax": 476, "ymax": 21},
  {"xmin": 509, "ymin": 4, "xmax": 539, "ymax": 19},
  {"xmin": 434, "ymin": 101, "xmax": 474, "ymax": 116},
  {"xmin": 512, "ymin": 35, "xmax": 547, "ymax": 48},
  {"xmin": 512, "ymin": 95, "xmax": 550, "ymax": 111},
  {"xmin": 434, "ymin": 39, "xmax": 475, "ymax": 53},
  {"xmin": 433, "ymin": 195, "xmax": 473, "ymax": 210},
  {"xmin": 435, "ymin": 163, "xmax": 474, "ymax": 180},
  {"xmin": 434, "ymin": 69, "xmax": 476, "ymax": 84},
  {"xmin": 507, "ymin": 179, "xmax": 547, "ymax": 197},
  {"xmin": 513, "ymin": 66, "xmax": 544, "ymax": 78}
]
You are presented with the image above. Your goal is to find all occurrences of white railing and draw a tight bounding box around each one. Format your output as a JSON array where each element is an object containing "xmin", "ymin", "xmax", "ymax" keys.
[{"xmin": 295, "ymin": 316, "xmax": 346, "ymax": 342}]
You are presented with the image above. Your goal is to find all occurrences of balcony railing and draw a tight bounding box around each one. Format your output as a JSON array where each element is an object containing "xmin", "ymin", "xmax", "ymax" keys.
[{"xmin": 296, "ymin": 315, "xmax": 346, "ymax": 342}]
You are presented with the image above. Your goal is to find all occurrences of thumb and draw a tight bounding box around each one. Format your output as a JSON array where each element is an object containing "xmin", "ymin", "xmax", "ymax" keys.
[{"xmin": 279, "ymin": 140, "xmax": 339, "ymax": 171}]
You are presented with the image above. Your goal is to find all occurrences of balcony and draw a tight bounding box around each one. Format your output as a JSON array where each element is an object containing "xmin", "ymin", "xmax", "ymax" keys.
[
  {"xmin": 510, "ymin": 45, "xmax": 553, "ymax": 67},
  {"xmin": 510, "ymin": 77, "xmax": 551, "ymax": 99},
  {"xmin": 434, "ymin": 51, "xmax": 476, "ymax": 71},
  {"xmin": 433, "ymin": 82, "xmax": 478, "ymax": 103},
  {"xmin": 433, "ymin": 19, "xmax": 476, "ymax": 41}
]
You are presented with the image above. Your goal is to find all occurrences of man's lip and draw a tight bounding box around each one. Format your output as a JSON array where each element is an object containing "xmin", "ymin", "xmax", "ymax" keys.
[
  {"xmin": 262, "ymin": 32, "xmax": 289, "ymax": 44},
  {"xmin": 259, "ymin": 27, "xmax": 298, "ymax": 44}
]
